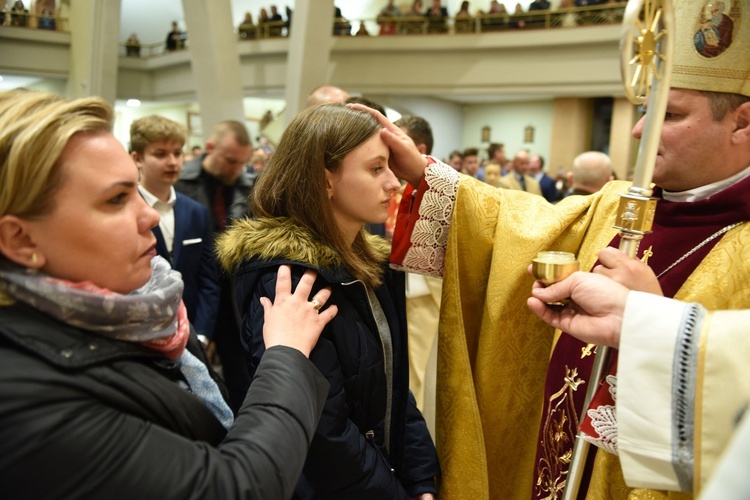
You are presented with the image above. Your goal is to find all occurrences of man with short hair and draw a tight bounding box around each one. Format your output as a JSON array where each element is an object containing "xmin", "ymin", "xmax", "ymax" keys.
[
  {"xmin": 498, "ymin": 150, "xmax": 543, "ymax": 196},
  {"xmin": 366, "ymin": 2, "xmax": 750, "ymax": 496},
  {"xmin": 483, "ymin": 142, "xmax": 507, "ymax": 180},
  {"xmin": 461, "ymin": 147, "xmax": 480, "ymax": 177},
  {"xmin": 306, "ymin": 84, "xmax": 350, "ymax": 108},
  {"xmin": 528, "ymin": 154, "xmax": 559, "ymax": 202},
  {"xmin": 268, "ymin": 5, "xmax": 284, "ymax": 37},
  {"xmin": 175, "ymin": 120, "xmax": 254, "ymax": 412},
  {"xmin": 131, "ymin": 115, "xmax": 220, "ymax": 345},
  {"xmin": 395, "ymin": 115, "xmax": 434, "ymax": 155},
  {"xmin": 394, "ymin": 114, "xmax": 442, "ymax": 436},
  {"xmin": 447, "ymin": 150, "xmax": 463, "ymax": 171},
  {"xmin": 566, "ymin": 150, "xmax": 614, "ymax": 196}
]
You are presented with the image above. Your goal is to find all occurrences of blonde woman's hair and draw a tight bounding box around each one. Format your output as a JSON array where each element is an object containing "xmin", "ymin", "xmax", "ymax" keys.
[
  {"xmin": 129, "ymin": 114, "xmax": 186, "ymax": 155},
  {"xmin": 0, "ymin": 89, "xmax": 113, "ymax": 219},
  {"xmin": 252, "ymin": 103, "xmax": 385, "ymax": 288}
]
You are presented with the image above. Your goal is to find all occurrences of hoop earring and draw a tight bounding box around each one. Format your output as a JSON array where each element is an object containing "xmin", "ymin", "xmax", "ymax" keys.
[{"xmin": 31, "ymin": 252, "xmax": 37, "ymax": 265}]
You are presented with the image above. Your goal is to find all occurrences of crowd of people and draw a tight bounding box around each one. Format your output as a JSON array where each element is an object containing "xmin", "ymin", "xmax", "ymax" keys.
[
  {"xmin": 376, "ymin": 0, "xmax": 625, "ymax": 35},
  {"xmin": 0, "ymin": 0, "xmax": 56, "ymax": 30},
  {"xmin": 436, "ymin": 143, "xmax": 614, "ymax": 204},
  {"xmin": 109, "ymin": 1, "xmax": 627, "ymax": 55},
  {"xmin": 2, "ymin": 0, "xmax": 750, "ymax": 499}
]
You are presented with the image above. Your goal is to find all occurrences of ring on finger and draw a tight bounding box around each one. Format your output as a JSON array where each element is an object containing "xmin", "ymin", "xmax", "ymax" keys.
[{"xmin": 311, "ymin": 299, "xmax": 323, "ymax": 311}]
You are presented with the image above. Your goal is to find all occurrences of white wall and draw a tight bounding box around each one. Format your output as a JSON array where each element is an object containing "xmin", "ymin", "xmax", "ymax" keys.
[
  {"xmin": 113, "ymin": 95, "xmax": 286, "ymax": 151},
  {"xmin": 376, "ymin": 95, "xmax": 465, "ymax": 161},
  {"xmin": 463, "ymin": 99, "xmax": 554, "ymax": 164}
]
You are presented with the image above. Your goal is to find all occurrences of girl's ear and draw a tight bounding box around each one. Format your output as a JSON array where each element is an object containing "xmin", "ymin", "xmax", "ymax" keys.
[{"xmin": 324, "ymin": 169, "xmax": 335, "ymax": 199}]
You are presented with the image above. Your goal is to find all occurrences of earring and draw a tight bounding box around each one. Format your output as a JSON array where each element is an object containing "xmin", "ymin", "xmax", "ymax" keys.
[{"xmin": 31, "ymin": 252, "xmax": 37, "ymax": 265}]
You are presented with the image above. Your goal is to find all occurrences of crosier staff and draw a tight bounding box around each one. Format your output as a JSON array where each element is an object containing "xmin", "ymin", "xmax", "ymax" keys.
[{"xmin": 562, "ymin": 0, "xmax": 674, "ymax": 498}]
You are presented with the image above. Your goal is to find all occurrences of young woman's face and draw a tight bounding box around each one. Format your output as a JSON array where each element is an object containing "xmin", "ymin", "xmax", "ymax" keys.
[
  {"xmin": 326, "ymin": 133, "xmax": 400, "ymax": 239},
  {"xmin": 26, "ymin": 132, "xmax": 160, "ymax": 294}
]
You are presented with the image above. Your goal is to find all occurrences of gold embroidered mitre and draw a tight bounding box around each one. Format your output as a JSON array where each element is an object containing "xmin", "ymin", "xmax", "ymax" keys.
[{"xmin": 672, "ymin": 0, "xmax": 750, "ymax": 96}]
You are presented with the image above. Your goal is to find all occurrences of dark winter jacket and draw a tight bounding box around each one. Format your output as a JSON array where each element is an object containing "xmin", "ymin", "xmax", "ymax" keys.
[
  {"xmin": 218, "ymin": 217, "xmax": 439, "ymax": 499},
  {"xmin": 0, "ymin": 302, "xmax": 328, "ymax": 500},
  {"xmin": 175, "ymin": 153, "xmax": 256, "ymax": 231}
]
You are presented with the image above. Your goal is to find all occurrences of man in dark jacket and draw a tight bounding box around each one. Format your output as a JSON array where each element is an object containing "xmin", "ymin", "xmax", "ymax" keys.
[
  {"xmin": 175, "ymin": 120, "xmax": 254, "ymax": 412},
  {"xmin": 528, "ymin": 154, "xmax": 560, "ymax": 203}
]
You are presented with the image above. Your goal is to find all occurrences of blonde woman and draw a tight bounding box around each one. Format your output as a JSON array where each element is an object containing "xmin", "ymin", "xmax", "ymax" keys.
[{"xmin": 0, "ymin": 89, "xmax": 336, "ymax": 499}]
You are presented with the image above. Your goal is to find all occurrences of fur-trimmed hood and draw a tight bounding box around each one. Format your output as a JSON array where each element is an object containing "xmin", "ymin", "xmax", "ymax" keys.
[{"xmin": 216, "ymin": 216, "xmax": 391, "ymax": 275}]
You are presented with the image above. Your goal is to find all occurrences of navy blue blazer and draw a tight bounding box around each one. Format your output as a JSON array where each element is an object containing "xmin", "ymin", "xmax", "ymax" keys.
[
  {"xmin": 538, "ymin": 174, "xmax": 560, "ymax": 203},
  {"xmin": 153, "ymin": 193, "xmax": 220, "ymax": 337}
]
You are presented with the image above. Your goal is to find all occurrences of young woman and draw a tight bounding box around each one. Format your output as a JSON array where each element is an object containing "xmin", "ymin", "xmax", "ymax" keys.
[
  {"xmin": 0, "ymin": 89, "xmax": 337, "ymax": 499},
  {"xmin": 217, "ymin": 104, "xmax": 439, "ymax": 499}
]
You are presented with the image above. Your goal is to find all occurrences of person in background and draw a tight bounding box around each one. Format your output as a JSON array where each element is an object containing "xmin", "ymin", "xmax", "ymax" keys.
[
  {"xmin": 447, "ymin": 150, "xmax": 463, "ymax": 171},
  {"xmin": 0, "ymin": 88, "xmax": 336, "ymax": 499},
  {"xmin": 37, "ymin": 7, "xmax": 55, "ymax": 30},
  {"xmin": 268, "ymin": 5, "xmax": 283, "ymax": 37},
  {"xmin": 355, "ymin": 21, "xmax": 370, "ymax": 36},
  {"xmin": 425, "ymin": 0, "xmax": 449, "ymax": 33},
  {"xmin": 394, "ymin": 113, "xmax": 443, "ymax": 436},
  {"xmin": 307, "ymin": 84, "xmax": 350, "ymax": 108},
  {"xmin": 125, "ymin": 33, "xmax": 141, "ymax": 56},
  {"xmin": 483, "ymin": 162, "xmax": 502, "ymax": 187},
  {"xmin": 174, "ymin": 120, "xmax": 255, "ymax": 412},
  {"xmin": 217, "ymin": 103, "xmax": 439, "ymax": 499},
  {"xmin": 564, "ymin": 150, "xmax": 614, "ymax": 197},
  {"xmin": 238, "ymin": 12, "xmax": 256, "ymax": 39},
  {"xmin": 528, "ymin": 154, "xmax": 559, "ymax": 202},
  {"xmin": 378, "ymin": 0, "xmax": 403, "ymax": 35},
  {"xmin": 165, "ymin": 21, "xmax": 185, "ymax": 51},
  {"xmin": 455, "ymin": 0, "xmax": 474, "ymax": 33},
  {"xmin": 498, "ymin": 149, "xmax": 543, "ymax": 195},
  {"xmin": 461, "ymin": 147, "xmax": 480, "ymax": 177},
  {"xmin": 130, "ymin": 115, "xmax": 220, "ymax": 345}
]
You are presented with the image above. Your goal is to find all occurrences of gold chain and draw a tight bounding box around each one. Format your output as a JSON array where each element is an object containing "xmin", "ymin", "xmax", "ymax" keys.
[{"xmin": 656, "ymin": 222, "xmax": 744, "ymax": 279}]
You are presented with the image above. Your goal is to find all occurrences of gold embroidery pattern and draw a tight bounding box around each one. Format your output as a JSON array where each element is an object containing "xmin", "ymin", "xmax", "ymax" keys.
[
  {"xmin": 641, "ymin": 245, "xmax": 654, "ymax": 264},
  {"xmin": 536, "ymin": 366, "xmax": 585, "ymax": 500},
  {"xmin": 581, "ymin": 344, "xmax": 596, "ymax": 359}
]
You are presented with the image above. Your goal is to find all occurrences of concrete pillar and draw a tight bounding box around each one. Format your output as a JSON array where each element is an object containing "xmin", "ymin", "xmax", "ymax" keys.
[
  {"xmin": 549, "ymin": 97, "xmax": 593, "ymax": 173},
  {"xmin": 66, "ymin": 0, "xmax": 120, "ymax": 104},
  {"xmin": 182, "ymin": 0, "xmax": 244, "ymax": 141},
  {"xmin": 283, "ymin": 0, "xmax": 335, "ymax": 125},
  {"xmin": 609, "ymin": 97, "xmax": 638, "ymax": 181}
]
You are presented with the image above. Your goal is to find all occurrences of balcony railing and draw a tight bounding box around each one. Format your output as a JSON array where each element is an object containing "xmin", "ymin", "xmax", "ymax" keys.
[
  {"xmin": 115, "ymin": 2, "xmax": 625, "ymax": 59},
  {"xmin": 0, "ymin": 10, "xmax": 68, "ymax": 32}
]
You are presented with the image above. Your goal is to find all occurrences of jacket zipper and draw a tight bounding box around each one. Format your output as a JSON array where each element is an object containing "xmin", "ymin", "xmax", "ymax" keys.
[
  {"xmin": 340, "ymin": 280, "xmax": 388, "ymax": 374},
  {"xmin": 365, "ymin": 430, "xmax": 394, "ymax": 473},
  {"xmin": 342, "ymin": 280, "xmax": 393, "ymax": 453}
]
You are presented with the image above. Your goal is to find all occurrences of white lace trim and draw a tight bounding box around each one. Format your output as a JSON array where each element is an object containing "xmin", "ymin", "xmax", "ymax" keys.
[
  {"xmin": 398, "ymin": 160, "xmax": 460, "ymax": 277},
  {"xmin": 581, "ymin": 374, "xmax": 619, "ymax": 455}
]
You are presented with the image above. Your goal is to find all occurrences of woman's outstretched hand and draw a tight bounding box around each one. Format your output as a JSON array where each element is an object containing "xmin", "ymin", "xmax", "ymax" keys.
[
  {"xmin": 260, "ymin": 265, "xmax": 338, "ymax": 357},
  {"xmin": 347, "ymin": 103, "xmax": 428, "ymax": 188}
]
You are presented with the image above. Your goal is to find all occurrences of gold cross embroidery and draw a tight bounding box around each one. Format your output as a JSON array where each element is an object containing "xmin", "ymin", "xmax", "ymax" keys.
[
  {"xmin": 640, "ymin": 245, "xmax": 654, "ymax": 265},
  {"xmin": 581, "ymin": 343, "xmax": 595, "ymax": 358}
]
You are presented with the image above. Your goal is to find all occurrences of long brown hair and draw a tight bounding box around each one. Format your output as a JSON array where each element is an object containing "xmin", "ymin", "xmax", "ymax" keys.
[{"xmin": 252, "ymin": 103, "xmax": 386, "ymax": 287}]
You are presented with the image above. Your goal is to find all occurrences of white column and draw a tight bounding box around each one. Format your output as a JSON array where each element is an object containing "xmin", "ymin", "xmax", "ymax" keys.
[
  {"xmin": 66, "ymin": 0, "xmax": 121, "ymax": 104},
  {"xmin": 609, "ymin": 97, "xmax": 638, "ymax": 181},
  {"xmin": 182, "ymin": 0, "xmax": 244, "ymax": 142},
  {"xmin": 283, "ymin": 0, "xmax": 335, "ymax": 125}
]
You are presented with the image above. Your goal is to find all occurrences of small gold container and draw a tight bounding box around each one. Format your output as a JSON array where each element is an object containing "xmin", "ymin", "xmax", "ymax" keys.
[{"xmin": 531, "ymin": 251, "xmax": 579, "ymax": 306}]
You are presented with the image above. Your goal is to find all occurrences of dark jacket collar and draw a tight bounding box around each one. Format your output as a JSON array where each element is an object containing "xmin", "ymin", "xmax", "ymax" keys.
[
  {"xmin": 216, "ymin": 216, "xmax": 390, "ymax": 280},
  {"xmin": 0, "ymin": 303, "xmax": 168, "ymax": 369},
  {"xmin": 180, "ymin": 154, "xmax": 255, "ymax": 188}
]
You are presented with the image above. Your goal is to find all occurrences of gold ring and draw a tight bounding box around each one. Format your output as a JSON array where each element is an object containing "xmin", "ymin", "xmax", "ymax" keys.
[{"xmin": 311, "ymin": 299, "xmax": 322, "ymax": 311}]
